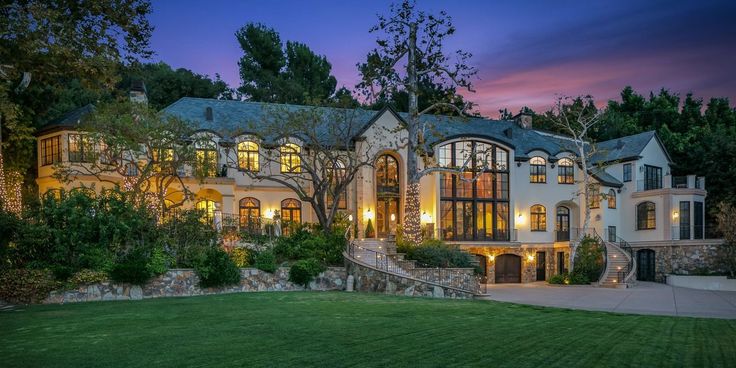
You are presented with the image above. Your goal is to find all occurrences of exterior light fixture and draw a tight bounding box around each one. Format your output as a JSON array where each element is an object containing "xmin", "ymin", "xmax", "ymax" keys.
[
  {"xmin": 364, "ymin": 208, "xmax": 374, "ymax": 220},
  {"xmin": 348, "ymin": 214, "xmax": 354, "ymax": 222},
  {"xmin": 672, "ymin": 211, "xmax": 679, "ymax": 220},
  {"xmin": 265, "ymin": 209, "xmax": 274, "ymax": 219},
  {"xmin": 488, "ymin": 255, "xmax": 495, "ymax": 262},
  {"xmin": 390, "ymin": 213, "xmax": 396, "ymax": 222},
  {"xmin": 527, "ymin": 254, "xmax": 535, "ymax": 262},
  {"xmin": 421, "ymin": 211, "xmax": 432, "ymax": 223}
]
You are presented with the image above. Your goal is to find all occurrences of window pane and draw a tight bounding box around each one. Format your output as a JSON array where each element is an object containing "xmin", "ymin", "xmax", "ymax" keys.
[
  {"xmin": 457, "ymin": 172, "xmax": 473, "ymax": 198},
  {"xmin": 495, "ymin": 148, "xmax": 508, "ymax": 171},
  {"xmin": 440, "ymin": 173, "xmax": 453, "ymax": 197},
  {"xmin": 495, "ymin": 173, "xmax": 508, "ymax": 199},
  {"xmin": 440, "ymin": 201, "xmax": 454, "ymax": 240},
  {"xmin": 476, "ymin": 173, "xmax": 493, "ymax": 198}
]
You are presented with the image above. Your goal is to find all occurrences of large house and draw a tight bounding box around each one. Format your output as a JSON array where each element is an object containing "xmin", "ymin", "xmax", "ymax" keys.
[{"xmin": 35, "ymin": 91, "xmax": 718, "ymax": 285}]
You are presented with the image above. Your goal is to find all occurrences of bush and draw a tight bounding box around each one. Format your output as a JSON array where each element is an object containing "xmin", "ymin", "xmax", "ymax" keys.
[
  {"xmin": 272, "ymin": 226, "xmax": 345, "ymax": 266},
  {"xmin": 0, "ymin": 269, "xmax": 60, "ymax": 304},
  {"xmin": 548, "ymin": 274, "xmax": 566, "ymax": 285},
  {"xmin": 254, "ymin": 250, "xmax": 277, "ymax": 273},
  {"xmin": 110, "ymin": 250, "xmax": 153, "ymax": 285},
  {"xmin": 229, "ymin": 247, "xmax": 250, "ymax": 268},
  {"xmin": 547, "ymin": 272, "xmax": 590, "ymax": 285},
  {"xmin": 147, "ymin": 246, "xmax": 172, "ymax": 276},
  {"xmin": 568, "ymin": 272, "xmax": 590, "ymax": 285},
  {"xmin": 573, "ymin": 236, "xmax": 605, "ymax": 282},
  {"xmin": 195, "ymin": 248, "xmax": 241, "ymax": 288},
  {"xmin": 161, "ymin": 209, "xmax": 218, "ymax": 268},
  {"xmin": 288, "ymin": 258, "xmax": 326, "ymax": 288},
  {"xmin": 401, "ymin": 239, "xmax": 474, "ymax": 268},
  {"xmin": 68, "ymin": 269, "xmax": 108, "ymax": 286}
]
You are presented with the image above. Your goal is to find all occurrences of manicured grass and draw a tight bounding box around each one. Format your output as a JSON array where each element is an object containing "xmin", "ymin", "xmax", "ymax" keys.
[{"xmin": 1, "ymin": 292, "xmax": 735, "ymax": 368}]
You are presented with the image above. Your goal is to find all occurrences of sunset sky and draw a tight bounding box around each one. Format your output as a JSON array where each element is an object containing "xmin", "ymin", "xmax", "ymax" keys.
[{"xmin": 149, "ymin": 0, "xmax": 736, "ymax": 116}]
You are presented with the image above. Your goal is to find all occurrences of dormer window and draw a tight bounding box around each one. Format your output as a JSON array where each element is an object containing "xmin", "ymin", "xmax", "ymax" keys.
[
  {"xmin": 529, "ymin": 156, "xmax": 546, "ymax": 183},
  {"xmin": 557, "ymin": 157, "xmax": 574, "ymax": 184},
  {"xmin": 237, "ymin": 140, "xmax": 260, "ymax": 172},
  {"xmin": 280, "ymin": 143, "xmax": 301, "ymax": 173}
]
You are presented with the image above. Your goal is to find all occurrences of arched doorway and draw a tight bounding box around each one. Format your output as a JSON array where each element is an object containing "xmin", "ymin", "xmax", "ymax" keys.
[
  {"xmin": 281, "ymin": 198, "xmax": 302, "ymax": 236},
  {"xmin": 556, "ymin": 206, "xmax": 570, "ymax": 241},
  {"xmin": 495, "ymin": 254, "xmax": 521, "ymax": 283},
  {"xmin": 239, "ymin": 197, "xmax": 261, "ymax": 234},
  {"xmin": 375, "ymin": 153, "xmax": 400, "ymax": 238},
  {"xmin": 637, "ymin": 249, "xmax": 656, "ymax": 281}
]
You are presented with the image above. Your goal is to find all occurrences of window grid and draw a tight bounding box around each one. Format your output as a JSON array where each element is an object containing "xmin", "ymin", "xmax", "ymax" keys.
[{"xmin": 41, "ymin": 136, "xmax": 61, "ymax": 166}]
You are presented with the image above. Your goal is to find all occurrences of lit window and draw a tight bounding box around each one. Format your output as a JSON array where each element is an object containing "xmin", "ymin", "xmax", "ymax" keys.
[
  {"xmin": 589, "ymin": 185, "xmax": 600, "ymax": 209},
  {"xmin": 40, "ymin": 136, "xmax": 61, "ymax": 166},
  {"xmin": 68, "ymin": 134, "xmax": 94, "ymax": 162},
  {"xmin": 607, "ymin": 189, "xmax": 617, "ymax": 209},
  {"xmin": 281, "ymin": 198, "xmax": 302, "ymax": 236},
  {"xmin": 327, "ymin": 160, "xmax": 347, "ymax": 210},
  {"xmin": 239, "ymin": 197, "xmax": 261, "ymax": 234},
  {"xmin": 280, "ymin": 143, "xmax": 301, "ymax": 173},
  {"xmin": 196, "ymin": 199, "xmax": 216, "ymax": 221},
  {"xmin": 530, "ymin": 205, "xmax": 547, "ymax": 231},
  {"xmin": 557, "ymin": 157, "xmax": 574, "ymax": 184},
  {"xmin": 237, "ymin": 141, "xmax": 259, "ymax": 172},
  {"xmin": 195, "ymin": 141, "xmax": 218, "ymax": 177},
  {"xmin": 529, "ymin": 156, "xmax": 546, "ymax": 183},
  {"xmin": 637, "ymin": 201, "xmax": 656, "ymax": 230},
  {"xmin": 153, "ymin": 147, "xmax": 174, "ymax": 173}
]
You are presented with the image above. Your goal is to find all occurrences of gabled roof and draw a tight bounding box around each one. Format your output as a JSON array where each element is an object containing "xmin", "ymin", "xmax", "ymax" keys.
[
  {"xmin": 35, "ymin": 104, "xmax": 94, "ymax": 135},
  {"xmin": 592, "ymin": 131, "xmax": 671, "ymax": 164}
]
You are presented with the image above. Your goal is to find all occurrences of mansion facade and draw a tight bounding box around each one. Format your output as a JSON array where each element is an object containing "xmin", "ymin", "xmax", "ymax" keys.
[{"xmin": 35, "ymin": 94, "xmax": 717, "ymax": 284}]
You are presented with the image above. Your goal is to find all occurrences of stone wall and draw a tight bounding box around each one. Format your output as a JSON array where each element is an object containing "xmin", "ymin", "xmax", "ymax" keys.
[
  {"xmin": 464, "ymin": 246, "xmax": 560, "ymax": 284},
  {"xmin": 346, "ymin": 260, "xmax": 475, "ymax": 299},
  {"xmin": 43, "ymin": 267, "xmax": 346, "ymax": 304},
  {"xmin": 631, "ymin": 243, "xmax": 725, "ymax": 282}
]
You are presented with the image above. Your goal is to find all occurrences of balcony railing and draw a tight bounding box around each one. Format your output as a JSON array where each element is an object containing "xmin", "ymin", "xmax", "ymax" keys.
[
  {"xmin": 671, "ymin": 225, "xmax": 722, "ymax": 240},
  {"xmin": 671, "ymin": 175, "xmax": 706, "ymax": 190},
  {"xmin": 636, "ymin": 179, "xmax": 663, "ymax": 192}
]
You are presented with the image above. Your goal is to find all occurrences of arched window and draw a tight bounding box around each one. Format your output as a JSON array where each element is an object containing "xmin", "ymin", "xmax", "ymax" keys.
[
  {"xmin": 280, "ymin": 143, "xmax": 301, "ymax": 173},
  {"xmin": 607, "ymin": 189, "xmax": 617, "ymax": 209},
  {"xmin": 196, "ymin": 199, "xmax": 216, "ymax": 221},
  {"xmin": 237, "ymin": 141, "xmax": 259, "ymax": 172},
  {"xmin": 557, "ymin": 157, "xmax": 574, "ymax": 184},
  {"xmin": 529, "ymin": 156, "xmax": 546, "ymax": 183},
  {"xmin": 281, "ymin": 198, "xmax": 302, "ymax": 236},
  {"xmin": 530, "ymin": 205, "xmax": 547, "ymax": 231},
  {"xmin": 239, "ymin": 197, "xmax": 261, "ymax": 234},
  {"xmin": 195, "ymin": 140, "xmax": 218, "ymax": 177},
  {"xmin": 637, "ymin": 201, "xmax": 656, "ymax": 230},
  {"xmin": 327, "ymin": 160, "xmax": 347, "ymax": 210},
  {"xmin": 437, "ymin": 140, "xmax": 510, "ymax": 241},
  {"xmin": 375, "ymin": 154, "xmax": 400, "ymax": 237},
  {"xmin": 589, "ymin": 185, "xmax": 600, "ymax": 209}
]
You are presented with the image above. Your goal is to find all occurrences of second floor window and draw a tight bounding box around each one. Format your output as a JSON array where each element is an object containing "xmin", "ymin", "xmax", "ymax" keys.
[
  {"xmin": 530, "ymin": 204, "xmax": 547, "ymax": 231},
  {"xmin": 589, "ymin": 185, "xmax": 600, "ymax": 209},
  {"xmin": 637, "ymin": 201, "xmax": 656, "ymax": 230},
  {"xmin": 558, "ymin": 158, "xmax": 574, "ymax": 184},
  {"xmin": 644, "ymin": 165, "xmax": 662, "ymax": 190},
  {"xmin": 195, "ymin": 142, "xmax": 218, "ymax": 177},
  {"xmin": 280, "ymin": 143, "xmax": 301, "ymax": 173},
  {"xmin": 623, "ymin": 163, "xmax": 632, "ymax": 182},
  {"xmin": 327, "ymin": 161, "xmax": 347, "ymax": 210},
  {"xmin": 41, "ymin": 136, "xmax": 61, "ymax": 166},
  {"xmin": 529, "ymin": 156, "xmax": 546, "ymax": 183},
  {"xmin": 238, "ymin": 141, "xmax": 259, "ymax": 172},
  {"xmin": 607, "ymin": 189, "xmax": 617, "ymax": 209},
  {"xmin": 68, "ymin": 134, "xmax": 94, "ymax": 162}
]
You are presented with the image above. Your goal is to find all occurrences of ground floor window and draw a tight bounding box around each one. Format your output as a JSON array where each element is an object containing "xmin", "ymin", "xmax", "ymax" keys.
[
  {"xmin": 440, "ymin": 200, "xmax": 509, "ymax": 241},
  {"xmin": 239, "ymin": 197, "xmax": 261, "ymax": 234},
  {"xmin": 281, "ymin": 198, "xmax": 302, "ymax": 236}
]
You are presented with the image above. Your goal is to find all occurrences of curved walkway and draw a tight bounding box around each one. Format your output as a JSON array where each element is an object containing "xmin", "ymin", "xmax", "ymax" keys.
[{"xmin": 478, "ymin": 282, "xmax": 736, "ymax": 319}]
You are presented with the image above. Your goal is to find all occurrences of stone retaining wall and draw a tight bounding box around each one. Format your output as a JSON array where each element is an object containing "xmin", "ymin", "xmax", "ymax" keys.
[
  {"xmin": 346, "ymin": 260, "xmax": 475, "ymax": 299},
  {"xmin": 630, "ymin": 243, "xmax": 725, "ymax": 282},
  {"xmin": 43, "ymin": 267, "xmax": 346, "ymax": 304}
]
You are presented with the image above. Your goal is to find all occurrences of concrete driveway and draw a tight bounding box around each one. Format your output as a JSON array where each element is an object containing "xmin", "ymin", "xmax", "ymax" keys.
[{"xmin": 478, "ymin": 282, "xmax": 736, "ymax": 319}]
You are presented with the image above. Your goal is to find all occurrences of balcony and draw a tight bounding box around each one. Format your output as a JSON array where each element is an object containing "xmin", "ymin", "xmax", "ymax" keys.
[
  {"xmin": 670, "ymin": 225, "xmax": 721, "ymax": 240},
  {"xmin": 636, "ymin": 175, "xmax": 705, "ymax": 192}
]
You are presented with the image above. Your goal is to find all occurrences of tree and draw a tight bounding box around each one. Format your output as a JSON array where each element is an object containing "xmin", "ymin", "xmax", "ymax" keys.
[
  {"xmin": 715, "ymin": 201, "xmax": 736, "ymax": 277},
  {"xmin": 52, "ymin": 100, "xmax": 205, "ymax": 215},
  {"xmin": 358, "ymin": 0, "xmax": 477, "ymax": 243},
  {"xmin": 368, "ymin": 75, "xmax": 476, "ymax": 116},
  {"xmin": 547, "ymin": 95, "xmax": 603, "ymax": 271},
  {"xmin": 226, "ymin": 105, "xmax": 384, "ymax": 232},
  {"xmin": 236, "ymin": 23, "xmax": 339, "ymax": 105},
  {"xmin": 0, "ymin": 0, "xmax": 154, "ymax": 173},
  {"xmin": 118, "ymin": 62, "xmax": 234, "ymax": 109}
]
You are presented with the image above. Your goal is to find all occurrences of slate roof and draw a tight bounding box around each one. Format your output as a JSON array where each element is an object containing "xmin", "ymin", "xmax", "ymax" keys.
[
  {"xmin": 36, "ymin": 104, "xmax": 94, "ymax": 134},
  {"xmin": 592, "ymin": 130, "xmax": 661, "ymax": 164}
]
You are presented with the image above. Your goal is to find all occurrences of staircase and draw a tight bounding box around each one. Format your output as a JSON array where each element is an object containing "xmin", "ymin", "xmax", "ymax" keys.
[
  {"xmin": 345, "ymin": 239, "xmax": 482, "ymax": 295},
  {"xmin": 597, "ymin": 236, "xmax": 637, "ymax": 288}
]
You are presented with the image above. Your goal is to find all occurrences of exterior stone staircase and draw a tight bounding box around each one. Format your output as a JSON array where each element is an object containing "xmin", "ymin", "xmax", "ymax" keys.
[{"xmin": 598, "ymin": 240, "xmax": 637, "ymax": 288}]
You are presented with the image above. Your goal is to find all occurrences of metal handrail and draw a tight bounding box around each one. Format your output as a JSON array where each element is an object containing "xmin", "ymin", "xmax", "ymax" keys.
[{"xmin": 346, "ymin": 241, "xmax": 483, "ymax": 295}]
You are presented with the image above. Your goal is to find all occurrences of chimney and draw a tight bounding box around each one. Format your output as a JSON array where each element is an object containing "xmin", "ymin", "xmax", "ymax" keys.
[
  {"xmin": 129, "ymin": 80, "xmax": 148, "ymax": 105},
  {"xmin": 512, "ymin": 112, "xmax": 533, "ymax": 129}
]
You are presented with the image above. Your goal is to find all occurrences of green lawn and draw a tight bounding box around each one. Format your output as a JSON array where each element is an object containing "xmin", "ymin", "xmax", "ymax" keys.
[{"xmin": 1, "ymin": 292, "xmax": 735, "ymax": 368}]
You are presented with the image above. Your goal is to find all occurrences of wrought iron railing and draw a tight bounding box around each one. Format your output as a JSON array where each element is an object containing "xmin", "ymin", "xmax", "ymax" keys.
[
  {"xmin": 346, "ymin": 241, "xmax": 483, "ymax": 295},
  {"xmin": 604, "ymin": 231, "xmax": 635, "ymax": 284}
]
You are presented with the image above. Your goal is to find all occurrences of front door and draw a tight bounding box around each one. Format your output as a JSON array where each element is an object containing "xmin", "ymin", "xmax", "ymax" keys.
[
  {"xmin": 556, "ymin": 206, "xmax": 570, "ymax": 241},
  {"xmin": 375, "ymin": 154, "xmax": 400, "ymax": 238},
  {"xmin": 376, "ymin": 198, "xmax": 399, "ymax": 238},
  {"xmin": 637, "ymin": 249, "xmax": 656, "ymax": 281},
  {"xmin": 536, "ymin": 251, "xmax": 546, "ymax": 281},
  {"xmin": 557, "ymin": 251, "xmax": 566, "ymax": 274},
  {"xmin": 495, "ymin": 254, "xmax": 521, "ymax": 283}
]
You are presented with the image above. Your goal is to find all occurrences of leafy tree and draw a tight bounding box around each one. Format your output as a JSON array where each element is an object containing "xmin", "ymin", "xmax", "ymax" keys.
[
  {"xmin": 358, "ymin": 0, "xmax": 477, "ymax": 243},
  {"xmin": 118, "ymin": 62, "xmax": 234, "ymax": 109},
  {"xmin": 236, "ymin": 23, "xmax": 339, "ymax": 105},
  {"xmin": 715, "ymin": 202, "xmax": 736, "ymax": 277}
]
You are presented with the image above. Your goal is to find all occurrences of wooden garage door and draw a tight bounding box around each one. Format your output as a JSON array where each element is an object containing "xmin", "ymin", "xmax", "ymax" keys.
[{"xmin": 495, "ymin": 254, "xmax": 521, "ymax": 283}]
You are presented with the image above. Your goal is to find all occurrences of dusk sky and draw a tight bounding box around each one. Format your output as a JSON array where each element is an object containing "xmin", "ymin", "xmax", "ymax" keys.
[{"xmin": 149, "ymin": 0, "xmax": 736, "ymax": 116}]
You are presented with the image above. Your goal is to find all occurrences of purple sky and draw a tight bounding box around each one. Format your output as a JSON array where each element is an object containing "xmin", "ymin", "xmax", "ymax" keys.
[{"xmin": 149, "ymin": 0, "xmax": 736, "ymax": 116}]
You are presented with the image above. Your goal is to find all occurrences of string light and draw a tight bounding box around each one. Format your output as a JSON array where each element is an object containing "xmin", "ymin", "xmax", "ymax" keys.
[
  {"xmin": 403, "ymin": 182, "xmax": 422, "ymax": 244},
  {"xmin": 0, "ymin": 148, "xmax": 22, "ymax": 215}
]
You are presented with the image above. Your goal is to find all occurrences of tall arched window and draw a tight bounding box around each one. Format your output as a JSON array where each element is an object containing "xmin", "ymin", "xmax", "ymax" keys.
[
  {"xmin": 327, "ymin": 160, "xmax": 347, "ymax": 210},
  {"xmin": 530, "ymin": 205, "xmax": 547, "ymax": 231},
  {"xmin": 529, "ymin": 156, "xmax": 546, "ymax": 183},
  {"xmin": 637, "ymin": 201, "xmax": 656, "ymax": 230},
  {"xmin": 195, "ymin": 140, "xmax": 218, "ymax": 177},
  {"xmin": 280, "ymin": 143, "xmax": 301, "ymax": 173},
  {"xmin": 607, "ymin": 189, "xmax": 617, "ymax": 209},
  {"xmin": 375, "ymin": 154, "xmax": 400, "ymax": 237},
  {"xmin": 557, "ymin": 157, "xmax": 574, "ymax": 184},
  {"xmin": 589, "ymin": 185, "xmax": 601, "ymax": 209},
  {"xmin": 281, "ymin": 198, "xmax": 302, "ymax": 236},
  {"xmin": 237, "ymin": 141, "xmax": 259, "ymax": 172},
  {"xmin": 239, "ymin": 197, "xmax": 261, "ymax": 234},
  {"xmin": 437, "ymin": 140, "xmax": 510, "ymax": 241}
]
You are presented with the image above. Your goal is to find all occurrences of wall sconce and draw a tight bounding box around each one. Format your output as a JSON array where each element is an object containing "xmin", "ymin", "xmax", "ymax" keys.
[
  {"xmin": 672, "ymin": 211, "xmax": 679, "ymax": 220},
  {"xmin": 265, "ymin": 209, "xmax": 274, "ymax": 219},
  {"xmin": 527, "ymin": 254, "xmax": 535, "ymax": 262},
  {"xmin": 348, "ymin": 214, "xmax": 354, "ymax": 222},
  {"xmin": 390, "ymin": 213, "xmax": 396, "ymax": 222},
  {"xmin": 488, "ymin": 255, "xmax": 495, "ymax": 262},
  {"xmin": 364, "ymin": 208, "xmax": 374, "ymax": 220},
  {"xmin": 421, "ymin": 211, "xmax": 432, "ymax": 223},
  {"xmin": 516, "ymin": 212, "xmax": 525, "ymax": 225}
]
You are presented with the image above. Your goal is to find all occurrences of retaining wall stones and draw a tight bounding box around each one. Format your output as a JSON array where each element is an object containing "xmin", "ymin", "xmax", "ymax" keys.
[
  {"xmin": 43, "ymin": 267, "xmax": 346, "ymax": 304},
  {"xmin": 630, "ymin": 243, "xmax": 725, "ymax": 282}
]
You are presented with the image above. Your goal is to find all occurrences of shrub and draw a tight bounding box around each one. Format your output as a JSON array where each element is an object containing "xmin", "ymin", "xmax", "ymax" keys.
[
  {"xmin": 194, "ymin": 247, "xmax": 241, "ymax": 288},
  {"xmin": 272, "ymin": 226, "xmax": 345, "ymax": 266},
  {"xmin": 573, "ymin": 236, "xmax": 605, "ymax": 282},
  {"xmin": 68, "ymin": 269, "xmax": 108, "ymax": 286},
  {"xmin": 288, "ymin": 258, "xmax": 326, "ymax": 288},
  {"xmin": 402, "ymin": 239, "xmax": 474, "ymax": 268},
  {"xmin": 229, "ymin": 247, "xmax": 250, "ymax": 268},
  {"xmin": 254, "ymin": 250, "xmax": 277, "ymax": 273},
  {"xmin": 364, "ymin": 218, "xmax": 375, "ymax": 238},
  {"xmin": 147, "ymin": 246, "xmax": 172, "ymax": 276},
  {"xmin": 110, "ymin": 250, "xmax": 153, "ymax": 285},
  {"xmin": 568, "ymin": 272, "xmax": 590, "ymax": 285},
  {"xmin": 0, "ymin": 269, "xmax": 60, "ymax": 304},
  {"xmin": 548, "ymin": 274, "xmax": 566, "ymax": 285},
  {"xmin": 161, "ymin": 209, "xmax": 218, "ymax": 268}
]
